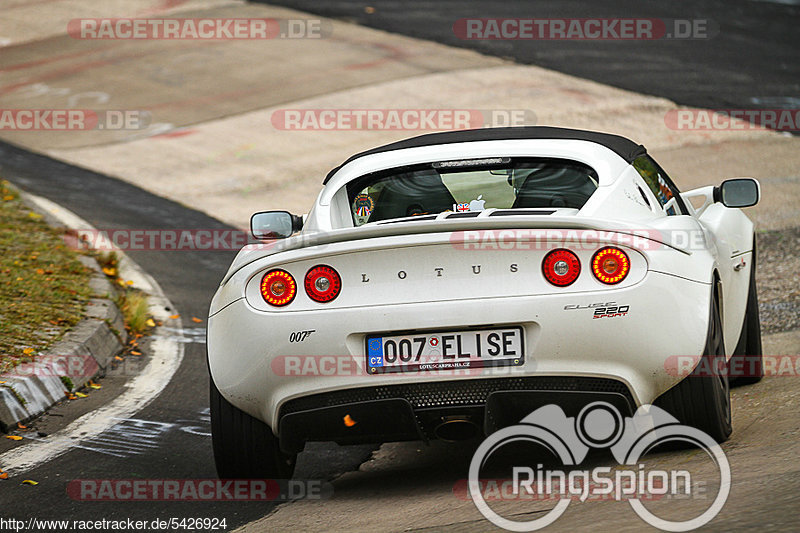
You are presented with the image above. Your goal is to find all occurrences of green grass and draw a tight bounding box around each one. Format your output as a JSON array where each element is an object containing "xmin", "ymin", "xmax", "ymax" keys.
[
  {"xmin": 0, "ymin": 180, "xmax": 93, "ymax": 374},
  {"xmin": 60, "ymin": 375, "xmax": 74, "ymax": 391},
  {"xmin": 115, "ymin": 289, "xmax": 151, "ymax": 335}
]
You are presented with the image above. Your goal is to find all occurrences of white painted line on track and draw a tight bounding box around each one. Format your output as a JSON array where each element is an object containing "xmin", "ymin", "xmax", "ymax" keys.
[{"xmin": 0, "ymin": 193, "xmax": 184, "ymax": 475}]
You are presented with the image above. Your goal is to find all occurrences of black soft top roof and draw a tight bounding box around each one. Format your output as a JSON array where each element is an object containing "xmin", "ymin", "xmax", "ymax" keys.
[{"xmin": 323, "ymin": 126, "xmax": 647, "ymax": 184}]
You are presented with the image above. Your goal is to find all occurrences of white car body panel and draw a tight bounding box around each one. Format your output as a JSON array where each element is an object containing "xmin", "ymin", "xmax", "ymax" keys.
[{"xmin": 208, "ymin": 132, "xmax": 757, "ymax": 442}]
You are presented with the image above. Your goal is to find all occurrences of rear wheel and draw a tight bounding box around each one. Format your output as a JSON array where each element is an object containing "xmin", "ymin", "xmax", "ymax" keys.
[
  {"xmin": 655, "ymin": 286, "xmax": 732, "ymax": 443},
  {"xmin": 730, "ymin": 248, "xmax": 763, "ymax": 385},
  {"xmin": 210, "ymin": 377, "xmax": 296, "ymax": 479}
]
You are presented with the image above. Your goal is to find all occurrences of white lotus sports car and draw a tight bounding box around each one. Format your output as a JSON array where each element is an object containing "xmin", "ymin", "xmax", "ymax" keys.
[{"xmin": 208, "ymin": 127, "xmax": 762, "ymax": 478}]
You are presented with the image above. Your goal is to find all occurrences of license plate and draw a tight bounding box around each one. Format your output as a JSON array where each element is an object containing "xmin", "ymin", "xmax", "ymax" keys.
[{"xmin": 365, "ymin": 326, "xmax": 524, "ymax": 374}]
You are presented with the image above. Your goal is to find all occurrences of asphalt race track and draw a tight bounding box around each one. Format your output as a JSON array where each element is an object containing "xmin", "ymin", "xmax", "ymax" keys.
[
  {"xmin": 0, "ymin": 0, "xmax": 798, "ymax": 531},
  {"xmin": 0, "ymin": 141, "xmax": 374, "ymax": 528},
  {"xmin": 266, "ymin": 0, "xmax": 800, "ymax": 123}
]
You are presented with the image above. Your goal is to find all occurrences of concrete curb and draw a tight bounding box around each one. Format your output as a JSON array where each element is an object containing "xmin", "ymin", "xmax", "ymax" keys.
[
  {"xmin": 0, "ymin": 192, "xmax": 184, "ymax": 476},
  {"xmin": 0, "ymin": 194, "xmax": 127, "ymax": 432}
]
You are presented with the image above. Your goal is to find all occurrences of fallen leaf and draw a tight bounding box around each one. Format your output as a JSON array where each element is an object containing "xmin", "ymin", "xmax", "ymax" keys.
[
  {"xmin": 74, "ymin": 392, "xmax": 88, "ymax": 398},
  {"xmin": 17, "ymin": 423, "xmax": 26, "ymax": 429},
  {"xmin": 36, "ymin": 269, "xmax": 45, "ymax": 275},
  {"xmin": 27, "ymin": 212, "xmax": 42, "ymax": 220},
  {"xmin": 169, "ymin": 314, "xmax": 180, "ymax": 319},
  {"xmin": 5, "ymin": 436, "xmax": 22, "ymax": 441},
  {"xmin": 88, "ymin": 382, "xmax": 101, "ymax": 390},
  {"xmin": 145, "ymin": 318, "xmax": 156, "ymax": 328},
  {"xmin": 2, "ymin": 195, "xmax": 14, "ymax": 201},
  {"xmin": 130, "ymin": 350, "xmax": 141, "ymax": 356},
  {"xmin": 102, "ymin": 266, "xmax": 117, "ymax": 277},
  {"xmin": 23, "ymin": 348, "xmax": 34, "ymax": 355},
  {"xmin": 22, "ymin": 479, "xmax": 38, "ymax": 485},
  {"xmin": 126, "ymin": 280, "xmax": 134, "ymax": 286},
  {"xmin": 0, "ymin": 472, "xmax": 8, "ymax": 480},
  {"xmin": 343, "ymin": 414, "xmax": 357, "ymax": 427},
  {"xmin": 191, "ymin": 317, "xmax": 203, "ymax": 323},
  {"xmin": 114, "ymin": 356, "xmax": 124, "ymax": 361},
  {"xmin": 68, "ymin": 393, "xmax": 78, "ymax": 400},
  {"xmin": 0, "ymin": 381, "xmax": 6, "ymax": 384}
]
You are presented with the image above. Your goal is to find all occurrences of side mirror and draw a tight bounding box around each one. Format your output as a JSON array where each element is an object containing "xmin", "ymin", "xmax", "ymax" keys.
[
  {"xmin": 716, "ymin": 178, "xmax": 760, "ymax": 208},
  {"xmin": 250, "ymin": 211, "xmax": 303, "ymax": 240}
]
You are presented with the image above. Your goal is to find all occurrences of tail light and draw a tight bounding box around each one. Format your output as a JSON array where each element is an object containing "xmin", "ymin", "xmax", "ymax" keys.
[
  {"xmin": 305, "ymin": 265, "xmax": 341, "ymax": 303},
  {"xmin": 591, "ymin": 247, "xmax": 630, "ymax": 284},
  {"xmin": 542, "ymin": 249, "xmax": 581, "ymax": 287},
  {"xmin": 260, "ymin": 269, "xmax": 297, "ymax": 306}
]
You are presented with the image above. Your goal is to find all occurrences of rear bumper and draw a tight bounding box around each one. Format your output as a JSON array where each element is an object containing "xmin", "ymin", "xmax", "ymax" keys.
[
  {"xmin": 277, "ymin": 377, "xmax": 634, "ymax": 452},
  {"xmin": 208, "ymin": 270, "xmax": 711, "ymax": 436}
]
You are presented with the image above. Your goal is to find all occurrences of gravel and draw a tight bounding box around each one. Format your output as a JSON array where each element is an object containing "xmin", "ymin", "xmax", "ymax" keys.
[{"xmin": 757, "ymin": 227, "xmax": 800, "ymax": 335}]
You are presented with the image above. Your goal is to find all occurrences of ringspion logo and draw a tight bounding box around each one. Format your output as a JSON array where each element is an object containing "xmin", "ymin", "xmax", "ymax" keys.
[{"xmin": 468, "ymin": 403, "xmax": 730, "ymax": 531}]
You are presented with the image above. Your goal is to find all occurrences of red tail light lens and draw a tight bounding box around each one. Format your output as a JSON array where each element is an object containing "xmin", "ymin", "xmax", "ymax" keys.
[
  {"xmin": 592, "ymin": 247, "xmax": 630, "ymax": 284},
  {"xmin": 260, "ymin": 269, "xmax": 297, "ymax": 306},
  {"xmin": 542, "ymin": 249, "xmax": 581, "ymax": 287},
  {"xmin": 305, "ymin": 265, "xmax": 341, "ymax": 303}
]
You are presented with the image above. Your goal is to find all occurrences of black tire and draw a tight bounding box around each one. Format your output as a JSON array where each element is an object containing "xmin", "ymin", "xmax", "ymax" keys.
[
  {"xmin": 730, "ymin": 246, "xmax": 763, "ymax": 385},
  {"xmin": 210, "ymin": 377, "xmax": 296, "ymax": 479},
  {"xmin": 654, "ymin": 284, "xmax": 732, "ymax": 443}
]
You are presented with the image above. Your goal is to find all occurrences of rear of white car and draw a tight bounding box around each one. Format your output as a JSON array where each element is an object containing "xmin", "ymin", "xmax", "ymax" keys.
[
  {"xmin": 208, "ymin": 127, "xmax": 757, "ymax": 478},
  {"xmin": 208, "ymin": 228, "xmax": 710, "ymax": 449}
]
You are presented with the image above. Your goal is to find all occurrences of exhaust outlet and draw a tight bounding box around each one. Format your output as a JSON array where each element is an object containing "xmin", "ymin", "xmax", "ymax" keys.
[{"xmin": 434, "ymin": 417, "xmax": 481, "ymax": 442}]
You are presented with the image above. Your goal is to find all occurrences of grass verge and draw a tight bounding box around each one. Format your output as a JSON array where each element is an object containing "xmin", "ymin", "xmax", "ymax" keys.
[
  {"xmin": 0, "ymin": 180, "xmax": 93, "ymax": 374},
  {"xmin": 95, "ymin": 251, "xmax": 152, "ymax": 336}
]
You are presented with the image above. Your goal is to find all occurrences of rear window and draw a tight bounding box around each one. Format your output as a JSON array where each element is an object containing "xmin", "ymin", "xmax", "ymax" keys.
[{"xmin": 346, "ymin": 157, "xmax": 599, "ymax": 226}]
